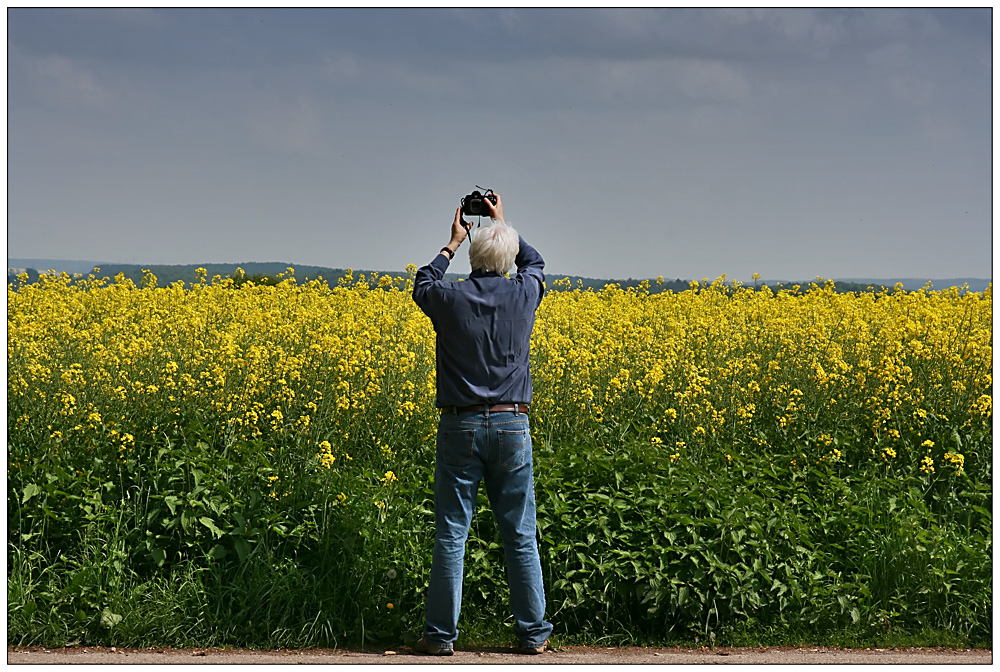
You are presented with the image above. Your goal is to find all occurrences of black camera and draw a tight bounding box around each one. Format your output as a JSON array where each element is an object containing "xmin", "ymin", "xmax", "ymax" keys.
[{"xmin": 461, "ymin": 188, "xmax": 497, "ymax": 218}]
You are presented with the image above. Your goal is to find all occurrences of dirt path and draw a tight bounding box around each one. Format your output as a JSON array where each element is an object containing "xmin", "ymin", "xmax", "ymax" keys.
[{"xmin": 7, "ymin": 644, "xmax": 991, "ymax": 665}]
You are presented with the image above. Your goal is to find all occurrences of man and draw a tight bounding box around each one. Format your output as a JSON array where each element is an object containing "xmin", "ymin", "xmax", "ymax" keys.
[{"xmin": 411, "ymin": 192, "xmax": 553, "ymax": 655}]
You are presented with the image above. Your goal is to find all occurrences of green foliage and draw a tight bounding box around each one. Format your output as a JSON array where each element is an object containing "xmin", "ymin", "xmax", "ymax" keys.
[
  {"xmin": 9, "ymin": 423, "xmax": 990, "ymax": 648},
  {"xmin": 530, "ymin": 439, "xmax": 991, "ymax": 646}
]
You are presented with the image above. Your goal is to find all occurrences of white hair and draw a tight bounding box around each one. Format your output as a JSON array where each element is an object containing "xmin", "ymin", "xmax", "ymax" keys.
[{"xmin": 469, "ymin": 220, "xmax": 519, "ymax": 273}]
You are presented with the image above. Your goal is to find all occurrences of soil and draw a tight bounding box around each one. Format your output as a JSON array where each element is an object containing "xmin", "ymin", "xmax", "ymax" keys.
[{"xmin": 7, "ymin": 644, "xmax": 992, "ymax": 665}]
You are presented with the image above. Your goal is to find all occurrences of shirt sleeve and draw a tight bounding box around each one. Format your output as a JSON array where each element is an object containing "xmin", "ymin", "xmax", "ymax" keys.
[
  {"xmin": 412, "ymin": 252, "xmax": 451, "ymax": 316},
  {"xmin": 514, "ymin": 236, "xmax": 545, "ymax": 306}
]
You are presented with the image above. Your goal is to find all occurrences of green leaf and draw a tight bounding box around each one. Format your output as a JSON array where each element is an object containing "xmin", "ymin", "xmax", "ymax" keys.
[
  {"xmin": 100, "ymin": 608, "xmax": 123, "ymax": 628},
  {"xmin": 150, "ymin": 547, "xmax": 166, "ymax": 566},
  {"xmin": 68, "ymin": 569, "xmax": 89, "ymax": 594},
  {"xmin": 199, "ymin": 516, "xmax": 224, "ymax": 538},
  {"xmin": 164, "ymin": 495, "xmax": 182, "ymax": 515},
  {"xmin": 21, "ymin": 483, "xmax": 41, "ymax": 504},
  {"xmin": 234, "ymin": 538, "xmax": 251, "ymax": 562}
]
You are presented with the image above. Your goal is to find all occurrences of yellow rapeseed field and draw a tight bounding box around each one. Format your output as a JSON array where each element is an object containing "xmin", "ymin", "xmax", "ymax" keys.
[
  {"xmin": 532, "ymin": 276, "xmax": 991, "ymax": 474},
  {"xmin": 7, "ymin": 269, "xmax": 992, "ymax": 479}
]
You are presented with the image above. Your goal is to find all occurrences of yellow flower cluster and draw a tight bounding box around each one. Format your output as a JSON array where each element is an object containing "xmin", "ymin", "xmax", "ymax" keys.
[
  {"xmin": 8, "ymin": 268, "xmax": 436, "ymax": 472},
  {"xmin": 317, "ymin": 440, "xmax": 336, "ymax": 469},
  {"xmin": 943, "ymin": 451, "xmax": 965, "ymax": 473},
  {"xmin": 920, "ymin": 455, "xmax": 935, "ymax": 474},
  {"xmin": 532, "ymin": 277, "xmax": 991, "ymax": 473},
  {"xmin": 6, "ymin": 270, "xmax": 991, "ymax": 480}
]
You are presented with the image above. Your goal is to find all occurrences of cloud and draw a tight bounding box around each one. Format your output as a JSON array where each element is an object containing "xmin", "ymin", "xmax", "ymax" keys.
[
  {"xmin": 483, "ymin": 8, "xmax": 854, "ymax": 62},
  {"xmin": 672, "ymin": 59, "xmax": 750, "ymax": 102},
  {"xmin": 865, "ymin": 41, "xmax": 912, "ymax": 69},
  {"xmin": 244, "ymin": 95, "xmax": 326, "ymax": 156},
  {"xmin": 918, "ymin": 114, "xmax": 962, "ymax": 142},
  {"xmin": 25, "ymin": 52, "xmax": 108, "ymax": 108},
  {"xmin": 323, "ymin": 54, "xmax": 361, "ymax": 81},
  {"xmin": 87, "ymin": 7, "xmax": 167, "ymax": 29},
  {"xmin": 717, "ymin": 8, "xmax": 848, "ymax": 50}
]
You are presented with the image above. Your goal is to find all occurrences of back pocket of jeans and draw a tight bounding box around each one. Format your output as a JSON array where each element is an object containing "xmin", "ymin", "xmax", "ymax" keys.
[
  {"xmin": 439, "ymin": 429, "xmax": 476, "ymax": 468},
  {"xmin": 498, "ymin": 429, "xmax": 527, "ymax": 470}
]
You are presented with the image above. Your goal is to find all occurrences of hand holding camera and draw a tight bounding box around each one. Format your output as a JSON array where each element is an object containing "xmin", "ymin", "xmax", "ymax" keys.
[
  {"xmin": 441, "ymin": 188, "xmax": 504, "ymax": 261},
  {"xmin": 461, "ymin": 187, "xmax": 503, "ymax": 223},
  {"xmin": 449, "ymin": 207, "xmax": 470, "ymax": 248}
]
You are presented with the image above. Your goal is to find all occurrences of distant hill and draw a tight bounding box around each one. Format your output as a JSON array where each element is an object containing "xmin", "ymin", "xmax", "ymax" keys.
[
  {"xmin": 831, "ymin": 277, "xmax": 992, "ymax": 293},
  {"xmin": 8, "ymin": 258, "xmax": 110, "ymax": 276},
  {"xmin": 757, "ymin": 277, "xmax": 992, "ymax": 293},
  {"xmin": 6, "ymin": 260, "xmax": 463, "ymax": 287},
  {"xmin": 7, "ymin": 259, "xmax": 991, "ymax": 294},
  {"xmin": 3, "ymin": 262, "xmax": 694, "ymax": 293}
]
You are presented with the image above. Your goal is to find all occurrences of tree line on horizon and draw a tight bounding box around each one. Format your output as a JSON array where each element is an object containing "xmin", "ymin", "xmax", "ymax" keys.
[{"xmin": 6, "ymin": 261, "xmax": 991, "ymax": 295}]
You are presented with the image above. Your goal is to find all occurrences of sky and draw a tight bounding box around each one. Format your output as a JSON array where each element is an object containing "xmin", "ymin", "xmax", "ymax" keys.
[{"xmin": 6, "ymin": 8, "xmax": 994, "ymax": 281}]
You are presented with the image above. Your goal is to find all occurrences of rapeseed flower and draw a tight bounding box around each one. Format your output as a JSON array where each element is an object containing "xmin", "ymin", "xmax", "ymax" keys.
[{"xmin": 920, "ymin": 456, "xmax": 935, "ymax": 474}]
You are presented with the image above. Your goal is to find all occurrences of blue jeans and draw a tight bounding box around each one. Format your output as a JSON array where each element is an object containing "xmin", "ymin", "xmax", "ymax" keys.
[{"xmin": 423, "ymin": 410, "xmax": 553, "ymax": 649}]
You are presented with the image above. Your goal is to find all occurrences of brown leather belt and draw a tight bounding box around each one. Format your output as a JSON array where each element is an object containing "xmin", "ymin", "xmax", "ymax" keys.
[{"xmin": 443, "ymin": 403, "xmax": 529, "ymax": 414}]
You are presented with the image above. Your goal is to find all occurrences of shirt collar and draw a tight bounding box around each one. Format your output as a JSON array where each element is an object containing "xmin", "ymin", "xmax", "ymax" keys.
[{"xmin": 469, "ymin": 269, "xmax": 504, "ymax": 278}]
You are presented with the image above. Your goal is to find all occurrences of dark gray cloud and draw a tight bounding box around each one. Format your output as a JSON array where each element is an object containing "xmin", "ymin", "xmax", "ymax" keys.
[{"xmin": 11, "ymin": 9, "xmax": 988, "ymax": 69}]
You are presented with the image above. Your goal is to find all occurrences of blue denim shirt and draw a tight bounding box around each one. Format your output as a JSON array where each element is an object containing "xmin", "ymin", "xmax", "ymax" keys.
[{"xmin": 412, "ymin": 236, "xmax": 545, "ymax": 408}]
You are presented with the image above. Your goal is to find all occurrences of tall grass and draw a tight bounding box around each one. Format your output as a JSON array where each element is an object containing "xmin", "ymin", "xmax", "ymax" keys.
[{"xmin": 7, "ymin": 270, "xmax": 992, "ymax": 647}]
